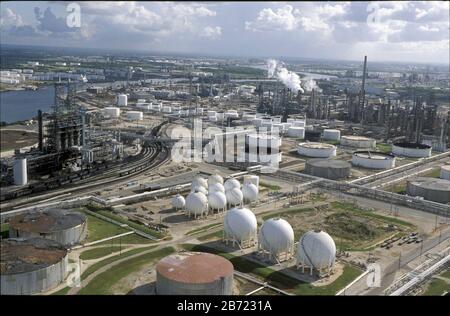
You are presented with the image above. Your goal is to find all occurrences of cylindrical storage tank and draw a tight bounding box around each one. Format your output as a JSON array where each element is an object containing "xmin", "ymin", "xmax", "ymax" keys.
[
  {"xmin": 352, "ymin": 151, "xmax": 396, "ymax": 169},
  {"xmin": 298, "ymin": 142, "xmax": 336, "ymax": 158},
  {"xmin": 246, "ymin": 134, "xmax": 282, "ymax": 149},
  {"xmin": 293, "ymin": 120, "xmax": 306, "ymax": 127},
  {"xmin": 296, "ymin": 230, "xmax": 336, "ymax": 274},
  {"xmin": 162, "ymin": 106, "xmax": 172, "ymax": 113},
  {"xmin": 103, "ymin": 107, "xmax": 121, "ymax": 118},
  {"xmin": 207, "ymin": 110, "xmax": 217, "ymax": 117},
  {"xmin": 252, "ymin": 118, "xmax": 263, "ymax": 127},
  {"xmin": 117, "ymin": 94, "xmax": 127, "ymax": 106},
  {"xmin": 225, "ymin": 188, "xmax": 243, "ymax": 206},
  {"xmin": 441, "ymin": 165, "xmax": 450, "ymax": 180},
  {"xmin": 406, "ymin": 177, "xmax": 450, "ymax": 204},
  {"xmin": 243, "ymin": 175, "xmax": 259, "ymax": 187},
  {"xmin": 126, "ymin": 111, "xmax": 143, "ymax": 121},
  {"xmin": 185, "ymin": 191, "xmax": 208, "ymax": 217},
  {"xmin": 192, "ymin": 176, "xmax": 208, "ymax": 189},
  {"xmin": 323, "ymin": 129, "xmax": 340, "ymax": 141},
  {"xmin": 258, "ymin": 218, "xmax": 294, "ymax": 262},
  {"xmin": 0, "ymin": 238, "xmax": 69, "ymax": 295},
  {"xmin": 223, "ymin": 207, "xmax": 257, "ymax": 247},
  {"xmin": 8, "ymin": 209, "xmax": 87, "ymax": 247},
  {"xmin": 208, "ymin": 174, "xmax": 224, "ymax": 185},
  {"xmin": 209, "ymin": 115, "xmax": 218, "ymax": 122},
  {"xmin": 224, "ymin": 178, "xmax": 241, "ymax": 191},
  {"xmin": 13, "ymin": 158, "xmax": 27, "ymax": 186},
  {"xmin": 156, "ymin": 252, "xmax": 234, "ymax": 295},
  {"xmin": 242, "ymin": 113, "xmax": 256, "ymax": 121},
  {"xmin": 208, "ymin": 182, "xmax": 225, "ymax": 193},
  {"xmin": 392, "ymin": 142, "xmax": 432, "ymax": 158},
  {"xmin": 216, "ymin": 112, "xmax": 225, "ymax": 120},
  {"xmin": 171, "ymin": 194, "xmax": 185, "ymax": 210},
  {"xmin": 242, "ymin": 183, "xmax": 259, "ymax": 202},
  {"xmin": 340, "ymin": 136, "xmax": 376, "ymax": 149},
  {"xmin": 304, "ymin": 159, "xmax": 351, "ymax": 179},
  {"xmin": 287, "ymin": 126, "xmax": 305, "ymax": 138},
  {"xmin": 208, "ymin": 191, "xmax": 227, "ymax": 211},
  {"xmin": 286, "ymin": 118, "xmax": 295, "ymax": 124},
  {"xmin": 305, "ymin": 130, "xmax": 321, "ymax": 141},
  {"xmin": 225, "ymin": 111, "xmax": 239, "ymax": 119},
  {"xmin": 196, "ymin": 108, "xmax": 204, "ymax": 115}
]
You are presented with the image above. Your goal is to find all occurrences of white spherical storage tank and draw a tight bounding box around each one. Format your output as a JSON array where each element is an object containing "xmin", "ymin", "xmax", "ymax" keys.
[
  {"xmin": 258, "ymin": 218, "xmax": 294, "ymax": 262},
  {"xmin": 298, "ymin": 142, "xmax": 336, "ymax": 158},
  {"xmin": 296, "ymin": 230, "xmax": 336, "ymax": 276},
  {"xmin": 185, "ymin": 191, "xmax": 208, "ymax": 218},
  {"xmin": 208, "ymin": 191, "xmax": 227, "ymax": 212},
  {"xmin": 225, "ymin": 188, "xmax": 243, "ymax": 206},
  {"xmin": 224, "ymin": 178, "xmax": 241, "ymax": 191},
  {"xmin": 208, "ymin": 182, "xmax": 225, "ymax": 193},
  {"xmin": 441, "ymin": 165, "xmax": 450, "ymax": 180},
  {"xmin": 191, "ymin": 185, "xmax": 208, "ymax": 195},
  {"xmin": 171, "ymin": 194, "xmax": 185, "ymax": 210},
  {"xmin": 208, "ymin": 174, "xmax": 224, "ymax": 185},
  {"xmin": 192, "ymin": 176, "xmax": 208, "ymax": 189},
  {"xmin": 117, "ymin": 94, "xmax": 127, "ymax": 106},
  {"xmin": 243, "ymin": 175, "xmax": 259, "ymax": 187},
  {"xmin": 242, "ymin": 183, "xmax": 258, "ymax": 203},
  {"xmin": 223, "ymin": 207, "xmax": 257, "ymax": 248},
  {"xmin": 323, "ymin": 129, "xmax": 340, "ymax": 141},
  {"xmin": 126, "ymin": 111, "xmax": 143, "ymax": 121},
  {"xmin": 287, "ymin": 126, "xmax": 305, "ymax": 138},
  {"xmin": 13, "ymin": 158, "xmax": 27, "ymax": 186},
  {"xmin": 103, "ymin": 107, "xmax": 121, "ymax": 118}
]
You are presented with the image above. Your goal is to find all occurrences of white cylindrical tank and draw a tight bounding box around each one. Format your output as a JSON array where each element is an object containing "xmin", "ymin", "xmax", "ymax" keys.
[
  {"xmin": 392, "ymin": 142, "xmax": 432, "ymax": 158},
  {"xmin": 441, "ymin": 165, "xmax": 450, "ymax": 180},
  {"xmin": 224, "ymin": 178, "xmax": 241, "ymax": 191},
  {"xmin": 352, "ymin": 151, "xmax": 396, "ymax": 169},
  {"xmin": 223, "ymin": 207, "xmax": 257, "ymax": 247},
  {"xmin": 162, "ymin": 106, "xmax": 172, "ymax": 113},
  {"xmin": 323, "ymin": 129, "xmax": 340, "ymax": 141},
  {"xmin": 243, "ymin": 175, "xmax": 259, "ymax": 187},
  {"xmin": 208, "ymin": 191, "xmax": 227, "ymax": 211},
  {"xmin": 192, "ymin": 176, "xmax": 208, "ymax": 189},
  {"xmin": 126, "ymin": 111, "xmax": 143, "ymax": 121},
  {"xmin": 103, "ymin": 107, "xmax": 121, "ymax": 118},
  {"xmin": 171, "ymin": 194, "xmax": 185, "ymax": 210},
  {"xmin": 293, "ymin": 120, "xmax": 305, "ymax": 127},
  {"xmin": 196, "ymin": 108, "xmax": 204, "ymax": 115},
  {"xmin": 209, "ymin": 115, "xmax": 218, "ymax": 122},
  {"xmin": 207, "ymin": 110, "xmax": 217, "ymax": 117},
  {"xmin": 117, "ymin": 94, "xmax": 127, "ymax": 106},
  {"xmin": 216, "ymin": 112, "xmax": 225, "ymax": 120},
  {"xmin": 225, "ymin": 188, "xmax": 243, "ymax": 206},
  {"xmin": 13, "ymin": 158, "xmax": 27, "ymax": 186},
  {"xmin": 185, "ymin": 191, "xmax": 208, "ymax": 217},
  {"xmin": 208, "ymin": 174, "xmax": 224, "ymax": 185},
  {"xmin": 297, "ymin": 142, "xmax": 336, "ymax": 158},
  {"xmin": 296, "ymin": 230, "xmax": 336, "ymax": 274},
  {"xmin": 258, "ymin": 218, "xmax": 294, "ymax": 261},
  {"xmin": 208, "ymin": 182, "xmax": 225, "ymax": 193},
  {"xmin": 287, "ymin": 126, "xmax": 305, "ymax": 138},
  {"xmin": 242, "ymin": 183, "xmax": 258, "ymax": 202},
  {"xmin": 252, "ymin": 118, "xmax": 263, "ymax": 127},
  {"xmin": 340, "ymin": 136, "xmax": 376, "ymax": 148}
]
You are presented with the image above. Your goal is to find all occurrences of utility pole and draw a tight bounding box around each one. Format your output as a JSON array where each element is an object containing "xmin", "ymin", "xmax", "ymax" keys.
[{"xmin": 360, "ymin": 55, "xmax": 367, "ymax": 129}]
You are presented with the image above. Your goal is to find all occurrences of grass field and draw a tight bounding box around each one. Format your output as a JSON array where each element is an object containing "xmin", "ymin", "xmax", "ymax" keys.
[
  {"xmin": 182, "ymin": 244, "xmax": 362, "ymax": 295},
  {"xmin": 259, "ymin": 182, "xmax": 281, "ymax": 191},
  {"xmin": 376, "ymin": 143, "xmax": 392, "ymax": 153},
  {"xmin": 79, "ymin": 246, "xmax": 125, "ymax": 260},
  {"xmin": 422, "ymin": 168, "xmax": 441, "ymax": 178},
  {"xmin": 197, "ymin": 229, "xmax": 223, "ymax": 241},
  {"xmin": 82, "ymin": 212, "xmax": 130, "ymax": 243},
  {"xmin": 0, "ymin": 130, "xmax": 37, "ymax": 152},
  {"xmin": 93, "ymin": 233, "xmax": 154, "ymax": 245},
  {"xmin": 386, "ymin": 183, "xmax": 407, "ymax": 194},
  {"xmin": 78, "ymin": 247, "xmax": 175, "ymax": 295},
  {"xmin": 1, "ymin": 223, "xmax": 9, "ymax": 239},
  {"xmin": 186, "ymin": 223, "xmax": 222, "ymax": 236}
]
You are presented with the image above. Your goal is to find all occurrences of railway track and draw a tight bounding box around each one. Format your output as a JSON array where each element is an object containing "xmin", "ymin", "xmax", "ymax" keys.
[{"xmin": 0, "ymin": 141, "xmax": 170, "ymax": 211}]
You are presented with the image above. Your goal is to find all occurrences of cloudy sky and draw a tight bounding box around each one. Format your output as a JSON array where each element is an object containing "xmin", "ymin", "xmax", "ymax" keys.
[{"xmin": 1, "ymin": 1, "xmax": 449, "ymax": 63}]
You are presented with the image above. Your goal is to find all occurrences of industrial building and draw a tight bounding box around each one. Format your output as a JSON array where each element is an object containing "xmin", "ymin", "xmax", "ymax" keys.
[
  {"xmin": 155, "ymin": 251, "xmax": 234, "ymax": 295},
  {"xmin": 1, "ymin": 238, "xmax": 69, "ymax": 295},
  {"xmin": 304, "ymin": 159, "xmax": 351, "ymax": 179},
  {"xmin": 9, "ymin": 209, "xmax": 87, "ymax": 246},
  {"xmin": 406, "ymin": 177, "xmax": 450, "ymax": 204}
]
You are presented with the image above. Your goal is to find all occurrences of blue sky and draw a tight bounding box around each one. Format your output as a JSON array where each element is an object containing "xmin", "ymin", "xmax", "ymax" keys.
[{"xmin": 1, "ymin": 1, "xmax": 449, "ymax": 63}]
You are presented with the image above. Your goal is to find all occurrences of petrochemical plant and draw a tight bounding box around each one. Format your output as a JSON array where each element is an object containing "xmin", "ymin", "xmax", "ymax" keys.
[{"xmin": 1, "ymin": 45, "xmax": 449, "ymax": 298}]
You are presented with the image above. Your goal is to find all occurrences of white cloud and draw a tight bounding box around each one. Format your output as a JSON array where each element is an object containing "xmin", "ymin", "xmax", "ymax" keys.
[
  {"xmin": 200, "ymin": 26, "xmax": 222, "ymax": 39},
  {"xmin": 0, "ymin": 8, "xmax": 24, "ymax": 27},
  {"xmin": 245, "ymin": 5, "xmax": 299, "ymax": 32}
]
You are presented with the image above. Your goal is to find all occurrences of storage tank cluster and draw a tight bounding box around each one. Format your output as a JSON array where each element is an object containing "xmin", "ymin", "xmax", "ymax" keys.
[
  {"xmin": 297, "ymin": 142, "xmax": 337, "ymax": 158},
  {"xmin": 352, "ymin": 151, "xmax": 396, "ymax": 169},
  {"xmin": 9, "ymin": 209, "xmax": 87, "ymax": 247},
  {"xmin": 1, "ymin": 237, "xmax": 69, "ymax": 295},
  {"xmin": 155, "ymin": 251, "xmax": 234, "ymax": 295},
  {"xmin": 304, "ymin": 159, "xmax": 351, "ymax": 180},
  {"xmin": 340, "ymin": 136, "xmax": 376, "ymax": 149},
  {"xmin": 392, "ymin": 142, "xmax": 432, "ymax": 158},
  {"xmin": 441, "ymin": 165, "xmax": 450, "ymax": 180},
  {"xmin": 178, "ymin": 174, "xmax": 260, "ymax": 218},
  {"xmin": 406, "ymin": 177, "xmax": 450, "ymax": 204}
]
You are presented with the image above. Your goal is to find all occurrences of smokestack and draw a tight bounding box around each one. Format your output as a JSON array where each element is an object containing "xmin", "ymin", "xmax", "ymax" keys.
[
  {"xmin": 38, "ymin": 110, "xmax": 43, "ymax": 151},
  {"xmin": 360, "ymin": 55, "xmax": 367, "ymax": 125}
]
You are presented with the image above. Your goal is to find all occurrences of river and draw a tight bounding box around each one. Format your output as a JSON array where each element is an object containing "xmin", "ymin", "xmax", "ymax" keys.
[{"xmin": 0, "ymin": 85, "xmax": 55, "ymax": 123}]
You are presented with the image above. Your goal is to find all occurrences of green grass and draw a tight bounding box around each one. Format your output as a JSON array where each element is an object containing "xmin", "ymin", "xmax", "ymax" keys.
[
  {"xmin": 422, "ymin": 168, "xmax": 441, "ymax": 178},
  {"xmin": 186, "ymin": 223, "xmax": 222, "ymax": 236},
  {"xmin": 197, "ymin": 230, "xmax": 223, "ymax": 241},
  {"xmin": 79, "ymin": 246, "xmax": 124, "ymax": 260},
  {"xmin": 376, "ymin": 143, "xmax": 392, "ymax": 153},
  {"xmin": 440, "ymin": 268, "xmax": 450, "ymax": 279},
  {"xmin": 262, "ymin": 207, "xmax": 314, "ymax": 221},
  {"xmin": 422, "ymin": 275, "xmax": 450, "ymax": 296},
  {"xmin": 182, "ymin": 244, "xmax": 362, "ymax": 295},
  {"xmin": 82, "ymin": 212, "xmax": 130, "ymax": 243},
  {"xmin": 93, "ymin": 233, "xmax": 154, "ymax": 245},
  {"xmin": 51, "ymin": 286, "xmax": 70, "ymax": 295},
  {"xmin": 259, "ymin": 182, "xmax": 281, "ymax": 191},
  {"xmin": 78, "ymin": 247, "xmax": 175, "ymax": 295},
  {"xmin": 80, "ymin": 246, "xmax": 156, "ymax": 281},
  {"xmin": 1, "ymin": 223, "xmax": 9, "ymax": 239},
  {"xmin": 386, "ymin": 184, "xmax": 406, "ymax": 194}
]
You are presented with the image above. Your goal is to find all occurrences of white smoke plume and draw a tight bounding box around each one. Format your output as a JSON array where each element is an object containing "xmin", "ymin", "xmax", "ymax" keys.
[
  {"xmin": 303, "ymin": 79, "xmax": 322, "ymax": 92},
  {"xmin": 266, "ymin": 59, "xmax": 304, "ymax": 93}
]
